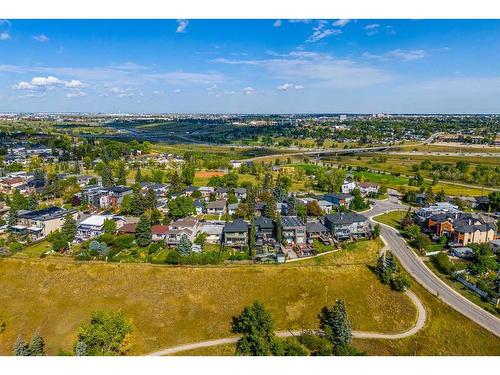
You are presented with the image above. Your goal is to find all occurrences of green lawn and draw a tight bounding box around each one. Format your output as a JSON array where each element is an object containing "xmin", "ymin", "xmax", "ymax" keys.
[
  {"xmin": 372, "ymin": 210, "xmax": 408, "ymax": 230},
  {"xmin": 17, "ymin": 240, "xmax": 51, "ymax": 258}
]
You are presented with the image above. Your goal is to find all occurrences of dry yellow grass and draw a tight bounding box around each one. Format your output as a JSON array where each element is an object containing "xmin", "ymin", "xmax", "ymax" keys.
[{"xmin": 0, "ymin": 240, "xmax": 418, "ymax": 355}]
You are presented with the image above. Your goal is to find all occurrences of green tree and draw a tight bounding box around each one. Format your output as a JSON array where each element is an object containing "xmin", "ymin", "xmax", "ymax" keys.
[
  {"xmin": 134, "ymin": 167, "xmax": 142, "ymax": 184},
  {"xmin": 248, "ymin": 217, "xmax": 256, "ymax": 257},
  {"xmin": 7, "ymin": 206, "xmax": 17, "ymax": 230},
  {"xmin": 75, "ymin": 340, "xmax": 88, "ymax": 356},
  {"xmin": 103, "ymin": 218, "xmax": 117, "ymax": 235},
  {"xmin": 181, "ymin": 163, "xmax": 195, "ymax": 185},
  {"xmin": 27, "ymin": 195, "xmax": 38, "ymax": 210},
  {"xmin": 13, "ymin": 336, "xmax": 31, "ymax": 356},
  {"xmin": 100, "ymin": 165, "xmax": 114, "ymax": 188},
  {"xmin": 29, "ymin": 330, "xmax": 45, "ymax": 356},
  {"xmin": 61, "ymin": 214, "xmax": 77, "ymax": 242},
  {"xmin": 373, "ymin": 223, "xmax": 381, "ymax": 238},
  {"xmin": 135, "ymin": 214, "xmax": 152, "ymax": 247},
  {"xmin": 307, "ymin": 200, "xmax": 323, "ymax": 216},
  {"xmin": 319, "ymin": 300, "xmax": 352, "ymax": 349},
  {"xmin": 231, "ymin": 301, "xmax": 283, "ymax": 356},
  {"xmin": 116, "ymin": 161, "xmax": 127, "ymax": 186},
  {"xmin": 74, "ymin": 310, "xmax": 134, "ymax": 356},
  {"xmin": 176, "ymin": 235, "xmax": 192, "ymax": 256},
  {"xmin": 391, "ymin": 274, "xmax": 411, "ymax": 292},
  {"xmin": 167, "ymin": 196, "xmax": 195, "ymax": 220}
]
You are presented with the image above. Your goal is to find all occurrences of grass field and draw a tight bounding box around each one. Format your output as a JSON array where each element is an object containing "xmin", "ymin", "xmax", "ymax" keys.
[
  {"xmin": 373, "ymin": 211, "xmax": 408, "ymax": 230},
  {"xmin": 0, "ymin": 239, "xmax": 420, "ymax": 355},
  {"xmin": 15, "ymin": 240, "xmax": 51, "ymax": 258}
]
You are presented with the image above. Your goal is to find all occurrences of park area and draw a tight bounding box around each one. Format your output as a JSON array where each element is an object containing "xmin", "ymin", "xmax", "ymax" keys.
[{"xmin": 0, "ymin": 239, "xmax": 499, "ymax": 356}]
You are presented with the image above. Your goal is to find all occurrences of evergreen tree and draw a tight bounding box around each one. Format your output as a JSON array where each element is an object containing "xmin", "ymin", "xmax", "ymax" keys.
[
  {"xmin": 27, "ymin": 195, "xmax": 38, "ymax": 210},
  {"xmin": 176, "ymin": 234, "xmax": 192, "ymax": 256},
  {"xmin": 100, "ymin": 165, "xmax": 114, "ymax": 188},
  {"xmin": 75, "ymin": 340, "xmax": 88, "ymax": 356},
  {"xmin": 144, "ymin": 188, "xmax": 157, "ymax": 210},
  {"xmin": 150, "ymin": 208, "xmax": 162, "ymax": 225},
  {"xmin": 275, "ymin": 215, "xmax": 282, "ymax": 244},
  {"xmin": 385, "ymin": 252, "xmax": 399, "ymax": 273},
  {"xmin": 263, "ymin": 195, "xmax": 277, "ymax": 219},
  {"xmin": 116, "ymin": 162, "xmax": 127, "ymax": 186},
  {"xmin": 135, "ymin": 214, "xmax": 152, "ymax": 247},
  {"xmin": 130, "ymin": 191, "xmax": 145, "ymax": 216},
  {"xmin": 181, "ymin": 163, "xmax": 195, "ymax": 186},
  {"xmin": 373, "ymin": 223, "xmax": 381, "ymax": 238},
  {"xmin": 286, "ymin": 196, "xmax": 296, "ymax": 216},
  {"xmin": 171, "ymin": 170, "xmax": 182, "ymax": 192},
  {"xmin": 248, "ymin": 217, "xmax": 256, "ymax": 257},
  {"xmin": 263, "ymin": 172, "xmax": 272, "ymax": 191},
  {"xmin": 29, "ymin": 330, "xmax": 45, "ymax": 356},
  {"xmin": 13, "ymin": 336, "xmax": 31, "ymax": 356},
  {"xmin": 61, "ymin": 214, "xmax": 77, "ymax": 243},
  {"xmin": 7, "ymin": 207, "xmax": 17, "ymax": 230},
  {"xmin": 319, "ymin": 300, "xmax": 353, "ymax": 348}
]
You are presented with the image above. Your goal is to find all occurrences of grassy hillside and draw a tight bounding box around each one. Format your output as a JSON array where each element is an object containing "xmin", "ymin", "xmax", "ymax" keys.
[{"xmin": 0, "ymin": 240, "xmax": 418, "ymax": 355}]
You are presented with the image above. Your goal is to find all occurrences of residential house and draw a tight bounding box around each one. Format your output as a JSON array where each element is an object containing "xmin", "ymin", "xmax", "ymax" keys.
[
  {"xmin": 451, "ymin": 246, "xmax": 474, "ymax": 259},
  {"xmin": 281, "ymin": 216, "xmax": 306, "ymax": 247},
  {"xmin": 198, "ymin": 186, "xmax": 214, "ymax": 200},
  {"xmin": 206, "ymin": 200, "xmax": 227, "ymax": 215},
  {"xmin": 215, "ymin": 188, "xmax": 229, "ymax": 199},
  {"xmin": 14, "ymin": 206, "xmax": 78, "ymax": 240},
  {"xmin": 223, "ymin": 219, "xmax": 249, "ymax": 249},
  {"xmin": 151, "ymin": 225, "xmax": 169, "ymax": 242},
  {"xmin": 200, "ymin": 223, "xmax": 224, "ymax": 243},
  {"xmin": 165, "ymin": 217, "xmax": 200, "ymax": 247},
  {"xmin": 415, "ymin": 202, "xmax": 460, "ymax": 225},
  {"xmin": 341, "ymin": 176, "xmax": 356, "ymax": 194},
  {"xmin": 324, "ymin": 212, "xmax": 371, "ymax": 240},
  {"xmin": 77, "ymin": 215, "xmax": 126, "ymax": 240},
  {"xmin": 317, "ymin": 200, "xmax": 335, "ymax": 214},
  {"xmin": 357, "ymin": 182, "xmax": 380, "ymax": 197},
  {"xmin": 228, "ymin": 203, "xmax": 239, "ymax": 216},
  {"xmin": 234, "ymin": 187, "xmax": 247, "ymax": 201},
  {"xmin": 323, "ymin": 193, "xmax": 353, "ymax": 208},
  {"xmin": 489, "ymin": 239, "xmax": 500, "ymax": 254},
  {"xmin": 117, "ymin": 223, "xmax": 137, "ymax": 235},
  {"xmin": 306, "ymin": 221, "xmax": 331, "ymax": 244},
  {"xmin": 193, "ymin": 199, "xmax": 205, "ymax": 215}
]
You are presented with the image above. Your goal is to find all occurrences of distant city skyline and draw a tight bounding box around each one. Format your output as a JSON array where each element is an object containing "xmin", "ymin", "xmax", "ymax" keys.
[{"xmin": 0, "ymin": 19, "xmax": 499, "ymax": 114}]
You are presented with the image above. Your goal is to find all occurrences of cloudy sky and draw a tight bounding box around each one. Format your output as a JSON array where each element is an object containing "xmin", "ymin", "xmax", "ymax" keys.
[{"xmin": 0, "ymin": 19, "xmax": 499, "ymax": 113}]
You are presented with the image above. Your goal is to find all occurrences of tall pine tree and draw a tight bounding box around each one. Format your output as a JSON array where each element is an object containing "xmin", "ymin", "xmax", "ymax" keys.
[
  {"xmin": 319, "ymin": 299, "xmax": 353, "ymax": 348},
  {"xmin": 135, "ymin": 214, "xmax": 152, "ymax": 247}
]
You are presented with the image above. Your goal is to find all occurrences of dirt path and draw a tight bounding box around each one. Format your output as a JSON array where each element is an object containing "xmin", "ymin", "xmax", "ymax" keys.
[{"xmin": 146, "ymin": 290, "xmax": 426, "ymax": 356}]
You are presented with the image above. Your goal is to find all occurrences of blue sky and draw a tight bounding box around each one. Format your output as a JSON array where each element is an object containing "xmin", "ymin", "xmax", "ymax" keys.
[{"xmin": 0, "ymin": 19, "xmax": 499, "ymax": 113}]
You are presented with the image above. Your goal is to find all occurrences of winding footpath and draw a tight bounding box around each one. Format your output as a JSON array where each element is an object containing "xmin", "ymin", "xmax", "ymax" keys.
[{"xmin": 147, "ymin": 291, "xmax": 426, "ymax": 356}]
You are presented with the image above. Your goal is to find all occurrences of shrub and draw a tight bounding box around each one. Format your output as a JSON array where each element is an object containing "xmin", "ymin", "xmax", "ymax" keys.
[
  {"xmin": 433, "ymin": 252, "xmax": 454, "ymax": 275},
  {"xmin": 391, "ymin": 274, "xmax": 411, "ymax": 292},
  {"xmin": 297, "ymin": 331, "xmax": 332, "ymax": 356}
]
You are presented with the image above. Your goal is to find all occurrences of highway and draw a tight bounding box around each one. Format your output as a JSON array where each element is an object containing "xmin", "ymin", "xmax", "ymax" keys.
[{"xmin": 367, "ymin": 193, "xmax": 500, "ymax": 337}]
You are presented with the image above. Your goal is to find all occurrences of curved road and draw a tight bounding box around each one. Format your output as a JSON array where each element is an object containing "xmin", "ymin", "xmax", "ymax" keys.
[
  {"xmin": 148, "ymin": 290, "xmax": 426, "ymax": 356},
  {"xmin": 368, "ymin": 193, "xmax": 500, "ymax": 337}
]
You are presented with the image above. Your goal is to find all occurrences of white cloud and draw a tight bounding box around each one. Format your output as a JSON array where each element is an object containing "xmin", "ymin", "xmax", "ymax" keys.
[
  {"xmin": 289, "ymin": 19, "xmax": 311, "ymax": 24},
  {"xmin": 13, "ymin": 76, "xmax": 90, "ymax": 94},
  {"xmin": 174, "ymin": 89, "xmax": 182, "ymax": 93},
  {"xmin": 64, "ymin": 79, "xmax": 88, "ymax": 88},
  {"xmin": 273, "ymin": 20, "xmax": 282, "ymax": 27},
  {"xmin": 0, "ymin": 32, "xmax": 10, "ymax": 41},
  {"xmin": 306, "ymin": 20, "xmax": 342, "ymax": 43},
  {"xmin": 207, "ymin": 84, "xmax": 217, "ymax": 91},
  {"xmin": 363, "ymin": 49, "xmax": 426, "ymax": 62},
  {"xmin": 277, "ymin": 83, "xmax": 304, "ymax": 91},
  {"xmin": 332, "ymin": 19, "xmax": 350, "ymax": 27},
  {"xmin": 242, "ymin": 87, "xmax": 254, "ymax": 95},
  {"xmin": 66, "ymin": 91, "xmax": 86, "ymax": 98},
  {"xmin": 33, "ymin": 34, "xmax": 49, "ymax": 42},
  {"xmin": 212, "ymin": 51, "xmax": 392, "ymax": 89},
  {"xmin": 364, "ymin": 23, "xmax": 380, "ymax": 36},
  {"xmin": 176, "ymin": 20, "xmax": 189, "ymax": 33},
  {"xmin": 224, "ymin": 90, "xmax": 235, "ymax": 95}
]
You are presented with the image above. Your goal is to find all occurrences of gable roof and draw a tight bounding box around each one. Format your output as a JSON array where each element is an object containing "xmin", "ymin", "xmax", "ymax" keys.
[
  {"xmin": 223, "ymin": 218, "xmax": 249, "ymax": 233},
  {"xmin": 152, "ymin": 224, "xmax": 169, "ymax": 235},
  {"xmin": 255, "ymin": 216, "xmax": 274, "ymax": 230},
  {"xmin": 325, "ymin": 212, "xmax": 367, "ymax": 225}
]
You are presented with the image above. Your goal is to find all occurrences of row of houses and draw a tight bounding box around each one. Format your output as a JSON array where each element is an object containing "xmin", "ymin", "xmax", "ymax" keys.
[{"xmin": 415, "ymin": 202, "xmax": 498, "ymax": 247}]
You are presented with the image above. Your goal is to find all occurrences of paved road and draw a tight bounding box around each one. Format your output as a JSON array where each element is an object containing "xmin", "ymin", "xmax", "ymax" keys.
[
  {"xmin": 367, "ymin": 194, "xmax": 500, "ymax": 337},
  {"xmin": 147, "ymin": 290, "xmax": 426, "ymax": 356}
]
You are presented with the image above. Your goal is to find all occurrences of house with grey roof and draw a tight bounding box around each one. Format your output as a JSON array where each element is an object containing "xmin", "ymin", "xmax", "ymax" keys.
[
  {"xmin": 223, "ymin": 219, "xmax": 249, "ymax": 249},
  {"xmin": 324, "ymin": 212, "xmax": 370, "ymax": 240},
  {"xmin": 281, "ymin": 216, "xmax": 306, "ymax": 246}
]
